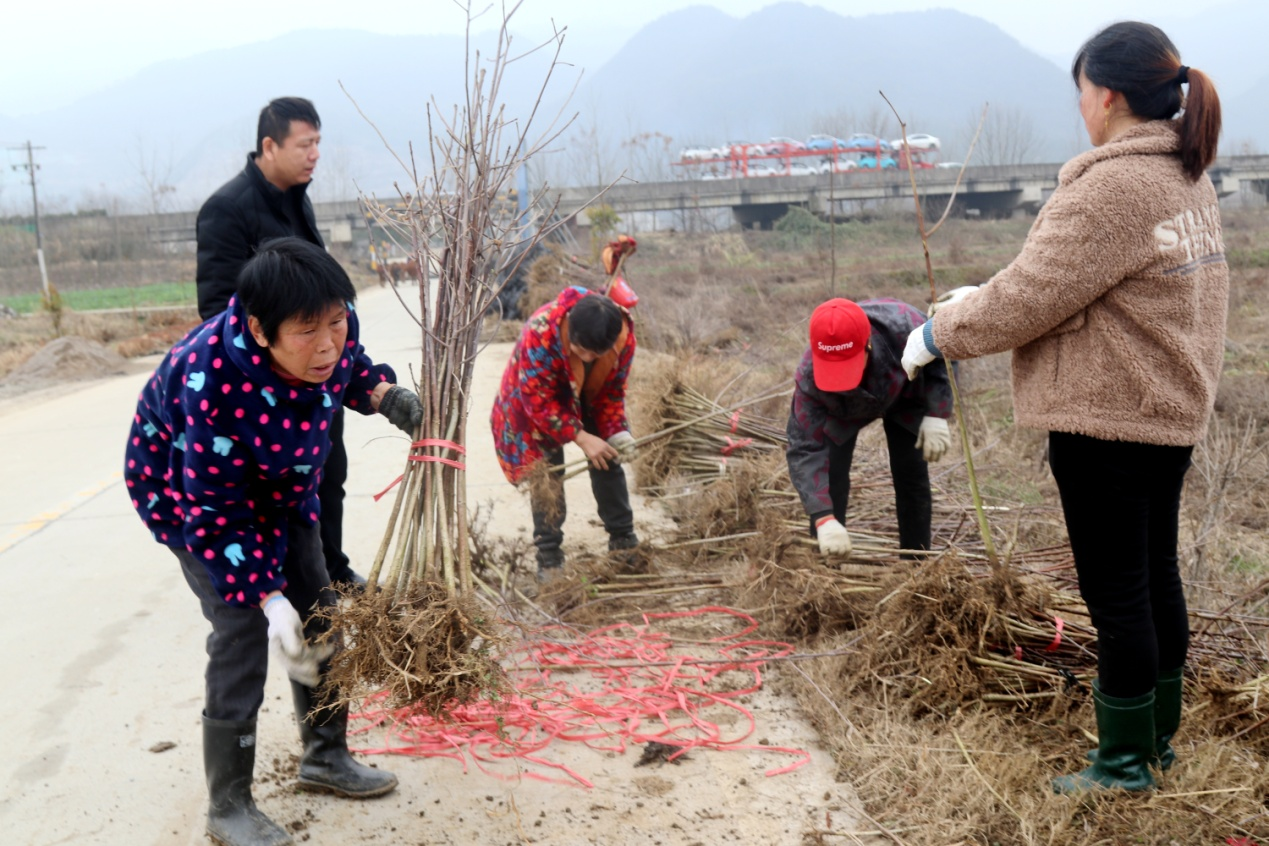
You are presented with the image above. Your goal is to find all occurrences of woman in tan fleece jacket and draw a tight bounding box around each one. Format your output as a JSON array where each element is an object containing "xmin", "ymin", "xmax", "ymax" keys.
[{"xmin": 903, "ymin": 21, "xmax": 1227, "ymax": 794}]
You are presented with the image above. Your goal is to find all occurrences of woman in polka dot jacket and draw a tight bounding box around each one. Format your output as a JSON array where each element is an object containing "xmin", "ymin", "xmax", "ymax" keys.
[{"xmin": 124, "ymin": 238, "xmax": 421, "ymax": 846}]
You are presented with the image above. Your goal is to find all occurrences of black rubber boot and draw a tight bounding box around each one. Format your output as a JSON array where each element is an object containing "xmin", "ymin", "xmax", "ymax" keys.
[
  {"xmin": 202, "ymin": 714, "xmax": 293, "ymax": 846},
  {"xmin": 608, "ymin": 533, "xmax": 640, "ymax": 552},
  {"xmin": 291, "ymin": 682, "xmax": 398, "ymax": 798},
  {"xmin": 608, "ymin": 532, "xmax": 645, "ymax": 572},
  {"xmin": 1154, "ymin": 667, "xmax": 1184, "ymax": 770},
  {"xmin": 1053, "ymin": 680, "xmax": 1155, "ymax": 794}
]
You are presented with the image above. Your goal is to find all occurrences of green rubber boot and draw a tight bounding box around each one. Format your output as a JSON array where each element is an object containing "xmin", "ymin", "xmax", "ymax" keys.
[
  {"xmin": 1087, "ymin": 667, "xmax": 1184, "ymax": 770},
  {"xmin": 1053, "ymin": 680, "xmax": 1155, "ymax": 794},
  {"xmin": 1154, "ymin": 667, "xmax": 1184, "ymax": 771}
]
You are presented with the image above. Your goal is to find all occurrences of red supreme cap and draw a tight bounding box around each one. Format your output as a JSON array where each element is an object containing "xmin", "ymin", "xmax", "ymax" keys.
[{"xmin": 809, "ymin": 299, "xmax": 870, "ymax": 392}]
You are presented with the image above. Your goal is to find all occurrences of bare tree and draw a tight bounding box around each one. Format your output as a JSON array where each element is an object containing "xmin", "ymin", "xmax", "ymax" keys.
[
  {"xmin": 566, "ymin": 114, "xmax": 616, "ymax": 187},
  {"xmin": 860, "ymin": 104, "xmax": 896, "ymax": 143},
  {"xmin": 620, "ymin": 130, "xmax": 674, "ymax": 182},
  {"xmin": 964, "ymin": 105, "xmax": 1040, "ymax": 166},
  {"xmin": 307, "ymin": 144, "xmax": 357, "ymax": 203},
  {"xmin": 131, "ymin": 138, "xmax": 177, "ymax": 215},
  {"xmin": 1229, "ymin": 138, "xmax": 1263, "ymax": 156},
  {"xmin": 809, "ymin": 107, "xmax": 859, "ymax": 140}
]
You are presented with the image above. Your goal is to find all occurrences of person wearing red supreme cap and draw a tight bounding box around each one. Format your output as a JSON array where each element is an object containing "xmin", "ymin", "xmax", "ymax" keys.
[{"xmin": 786, "ymin": 298, "xmax": 953, "ymax": 558}]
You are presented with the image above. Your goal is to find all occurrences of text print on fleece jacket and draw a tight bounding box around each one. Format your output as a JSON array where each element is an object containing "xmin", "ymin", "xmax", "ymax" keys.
[
  {"xmin": 124, "ymin": 295, "xmax": 396, "ymax": 607},
  {"xmin": 931, "ymin": 120, "xmax": 1228, "ymax": 447}
]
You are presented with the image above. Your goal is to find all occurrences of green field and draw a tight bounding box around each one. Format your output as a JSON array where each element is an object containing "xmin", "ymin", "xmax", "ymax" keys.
[{"xmin": 1, "ymin": 281, "xmax": 197, "ymax": 314}]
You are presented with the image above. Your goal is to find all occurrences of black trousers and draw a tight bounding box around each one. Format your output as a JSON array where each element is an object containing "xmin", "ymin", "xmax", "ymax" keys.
[
  {"xmin": 817, "ymin": 416, "xmax": 932, "ymax": 553},
  {"xmin": 318, "ymin": 407, "xmax": 354, "ymax": 581},
  {"xmin": 174, "ymin": 519, "xmax": 332, "ymax": 722},
  {"xmin": 1048, "ymin": 431, "xmax": 1192, "ymax": 698},
  {"xmin": 529, "ymin": 428, "xmax": 635, "ymax": 567}
]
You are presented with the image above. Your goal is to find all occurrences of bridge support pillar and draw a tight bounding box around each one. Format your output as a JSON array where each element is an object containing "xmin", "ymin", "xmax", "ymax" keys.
[
  {"xmin": 1245, "ymin": 179, "xmax": 1269, "ymax": 201},
  {"xmin": 731, "ymin": 203, "xmax": 794, "ymax": 230},
  {"xmin": 964, "ymin": 190, "xmax": 1025, "ymax": 219},
  {"xmin": 1214, "ymin": 173, "xmax": 1242, "ymax": 197}
]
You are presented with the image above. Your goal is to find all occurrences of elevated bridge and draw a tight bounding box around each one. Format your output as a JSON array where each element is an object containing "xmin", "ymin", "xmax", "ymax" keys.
[
  {"xmin": 130, "ymin": 157, "xmax": 1269, "ymax": 243},
  {"xmin": 550, "ymin": 155, "xmax": 1269, "ymax": 228}
]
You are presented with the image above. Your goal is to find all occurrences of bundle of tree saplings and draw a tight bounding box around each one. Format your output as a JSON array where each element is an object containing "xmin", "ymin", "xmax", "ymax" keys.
[{"xmin": 318, "ymin": 9, "xmax": 575, "ymax": 714}]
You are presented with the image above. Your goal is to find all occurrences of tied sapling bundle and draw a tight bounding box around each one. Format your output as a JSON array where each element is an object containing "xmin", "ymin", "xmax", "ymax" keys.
[{"xmin": 320, "ymin": 2, "xmax": 582, "ymax": 714}]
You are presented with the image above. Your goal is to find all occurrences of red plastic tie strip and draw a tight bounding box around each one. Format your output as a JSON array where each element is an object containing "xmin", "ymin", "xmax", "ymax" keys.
[
  {"xmin": 372, "ymin": 439, "xmax": 468, "ymax": 501},
  {"xmin": 347, "ymin": 607, "xmax": 810, "ymax": 786},
  {"xmin": 407, "ymin": 455, "xmax": 467, "ymax": 470},
  {"xmin": 373, "ymin": 474, "xmax": 406, "ymax": 502},
  {"xmin": 411, "ymin": 438, "xmax": 467, "ymax": 454},
  {"xmin": 720, "ymin": 436, "xmax": 754, "ymax": 456},
  {"xmin": 729, "ymin": 410, "xmax": 742, "ymax": 433},
  {"xmin": 1044, "ymin": 616, "xmax": 1065, "ymax": 653}
]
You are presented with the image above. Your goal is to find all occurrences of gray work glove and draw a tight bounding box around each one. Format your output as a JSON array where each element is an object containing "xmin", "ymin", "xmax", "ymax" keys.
[
  {"xmin": 263, "ymin": 595, "xmax": 334, "ymax": 687},
  {"xmin": 815, "ymin": 517, "xmax": 852, "ymax": 557},
  {"xmin": 915, "ymin": 416, "xmax": 951, "ymax": 462},
  {"xmin": 607, "ymin": 431, "xmax": 637, "ymax": 464},
  {"xmin": 379, "ymin": 385, "xmax": 423, "ymax": 435},
  {"xmin": 927, "ymin": 285, "xmax": 980, "ymax": 316}
]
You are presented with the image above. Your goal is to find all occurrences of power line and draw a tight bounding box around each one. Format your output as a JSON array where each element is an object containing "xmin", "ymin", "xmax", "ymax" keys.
[{"xmin": 8, "ymin": 141, "xmax": 50, "ymax": 298}]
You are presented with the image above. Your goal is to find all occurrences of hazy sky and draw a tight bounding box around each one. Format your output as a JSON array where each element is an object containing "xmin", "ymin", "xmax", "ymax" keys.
[{"xmin": 0, "ymin": 0, "xmax": 1235, "ymax": 116}]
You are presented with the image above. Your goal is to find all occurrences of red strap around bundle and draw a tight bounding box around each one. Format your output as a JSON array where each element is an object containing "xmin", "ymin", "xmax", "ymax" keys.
[{"xmin": 373, "ymin": 439, "xmax": 467, "ymax": 501}]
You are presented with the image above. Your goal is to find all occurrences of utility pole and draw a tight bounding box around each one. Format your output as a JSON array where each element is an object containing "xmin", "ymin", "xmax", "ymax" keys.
[{"xmin": 10, "ymin": 141, "xmax": 50, "ymax": 298}]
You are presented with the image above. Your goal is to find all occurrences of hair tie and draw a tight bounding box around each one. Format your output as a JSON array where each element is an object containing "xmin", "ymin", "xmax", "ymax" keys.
[{"xmin": 1176, "ymin": 65, "xmax": 1190, "ymax": 85}]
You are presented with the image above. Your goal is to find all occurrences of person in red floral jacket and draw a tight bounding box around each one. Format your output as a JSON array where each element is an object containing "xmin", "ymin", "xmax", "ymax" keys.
[{"xmin": 491, "ymin": 287, "xmax": 638, "ymax": 577}]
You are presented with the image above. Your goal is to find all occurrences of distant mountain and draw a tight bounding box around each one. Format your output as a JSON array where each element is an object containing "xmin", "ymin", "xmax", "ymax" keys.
[
  {"xmin": 0, "ymin": 27, "xmax": 574, "ymax": 211},
  {"xmin": 550, "ymin": 3, "xmax": 1086, "ymax": 172},
  {"xmin": 1, "ymin": 2, "xmax": 1265, "ymax": 210}
]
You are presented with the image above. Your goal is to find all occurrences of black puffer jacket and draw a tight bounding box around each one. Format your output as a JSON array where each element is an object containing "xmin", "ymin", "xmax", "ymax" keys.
[{"xmin": 195, "ymin": 155, "xmax": 323, "ymax": 319}]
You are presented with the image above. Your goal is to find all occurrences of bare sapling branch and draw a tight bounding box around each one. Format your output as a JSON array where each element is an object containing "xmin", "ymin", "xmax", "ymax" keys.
[
  {"xmin": 321, "ymin": 0, "xmax": 592, "ymax": 715},
  {"xmin": 880, "ymin": 90, "xmax": 999, "ymax": 570}
]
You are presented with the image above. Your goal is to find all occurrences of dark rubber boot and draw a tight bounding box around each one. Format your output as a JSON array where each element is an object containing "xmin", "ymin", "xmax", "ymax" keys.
[
  {"xmin": 608, "ymin": 533, "xmax": 639, "ymax": 552},
  {"xmin": 1053, "ymin": 680, "xmax": 1155, "ymax": 794},
  {"xmin": 1154, "ymin": 667, "xmax": 1184, "ymax": 770},
  {"xmin": 292, "ymin": 682, "xmax": 398, "ymax": 798},
  {"xmin": 1087, "ymin": 666, "xmax": 1184, "ymax": 771},
  {"xmin": 202, "ymin": 714, "xmax": 293, "ymax": 846},
  {"xmin": 608, "ymin": 532, "xmax": 645, "ymax": 572}
]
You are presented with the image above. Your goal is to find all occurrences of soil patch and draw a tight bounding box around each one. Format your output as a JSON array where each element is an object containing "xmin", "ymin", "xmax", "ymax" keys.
[{"xmin": 1, "ymin": 336, "xmax": 129, "ymax": 391}]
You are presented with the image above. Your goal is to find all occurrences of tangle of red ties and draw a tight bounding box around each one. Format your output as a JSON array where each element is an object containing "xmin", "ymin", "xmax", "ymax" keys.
[{"xmin": 349, "ymin": 606, "xmax": 811, "ymax": 787}]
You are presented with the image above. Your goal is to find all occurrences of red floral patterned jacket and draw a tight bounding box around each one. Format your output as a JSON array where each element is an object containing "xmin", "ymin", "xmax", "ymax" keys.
[{"xmin": 490, "ymin": 287, "xmax": 635, "ymax": 483}]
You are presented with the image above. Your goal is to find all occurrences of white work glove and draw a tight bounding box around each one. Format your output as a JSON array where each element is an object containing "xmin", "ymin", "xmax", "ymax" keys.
[
  {"xmin": 915, "ymin": 416, "xmax": 951, "ymax": 462},
  {"xmin": 263, "ymin": 595, "xmax": 332, "ymax": 687},
  {"xmin": 927, "ymin": 285, "xmax": 980, "ymax": 316},
  {"xmin": 815, "ymin": 517, "xmax": 852, "ymax": 557},
  {"xmin": 901, "ymin": 322, "xmax": 939, "ymax": 381},
  {"xmin": 607, "ymin": 431, "xmax": 637, "ymax": 464}
]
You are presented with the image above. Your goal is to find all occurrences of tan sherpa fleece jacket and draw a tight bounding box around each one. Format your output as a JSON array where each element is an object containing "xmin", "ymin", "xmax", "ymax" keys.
[{"xmin": 932, "ymin": 120, "xmax": 1228, "ymax": 446}]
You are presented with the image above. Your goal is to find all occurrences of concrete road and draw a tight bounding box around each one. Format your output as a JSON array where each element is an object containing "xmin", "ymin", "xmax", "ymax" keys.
[{"xmin": 0, "ymin": 285, "xmax": 859, "ymax": 845}]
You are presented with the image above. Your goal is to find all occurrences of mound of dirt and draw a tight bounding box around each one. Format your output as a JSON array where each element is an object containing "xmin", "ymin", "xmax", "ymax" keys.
[{"xmin": 2, "ymin": 336, "xmax": 129, "ymax": 389}]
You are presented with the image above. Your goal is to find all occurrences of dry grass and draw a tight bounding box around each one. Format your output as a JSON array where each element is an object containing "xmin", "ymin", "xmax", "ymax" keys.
[{"xmin": 598, "ymin": 208, "xmax": 1269, "ymax": 843}]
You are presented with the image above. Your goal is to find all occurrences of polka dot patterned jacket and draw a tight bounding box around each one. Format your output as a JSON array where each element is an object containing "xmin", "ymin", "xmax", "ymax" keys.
[{"xmin": 124, "ymin": 294, "xmax": 396, "ymax": 608}]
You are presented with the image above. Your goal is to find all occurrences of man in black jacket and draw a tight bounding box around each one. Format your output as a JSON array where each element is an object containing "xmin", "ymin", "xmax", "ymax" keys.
[{"xmin": 195, "ymin": 97, "xmax": 367, "ymax": 588}]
